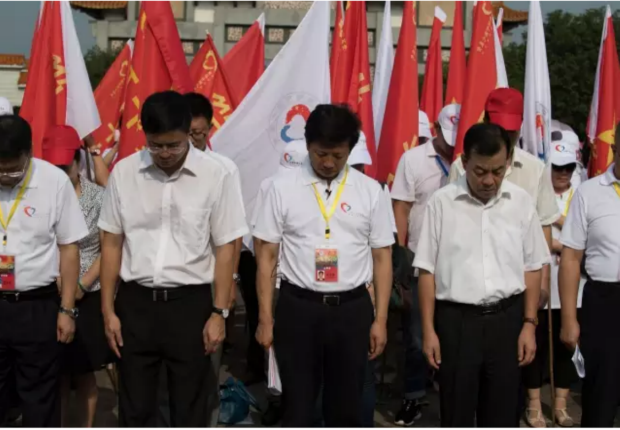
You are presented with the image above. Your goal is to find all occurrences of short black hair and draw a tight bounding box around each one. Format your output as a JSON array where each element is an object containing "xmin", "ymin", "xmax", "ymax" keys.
[
  {"xmin": 463, "ymin": 123, "xmax": 512, "ymax": 158},
  {"xmin": 184, "ymin": 92, "xmax": 214, "ymax": 123},
  {"xmin": 0, "ymin": 115, "xmax": 32, "ymax": 159},
  {"xmin": 141, "ymin": 91, "xmax": 191, "ymax": 135},
  {"xmin": 305, "ymin": 104, "xmax": 360, "ymax": 150}
]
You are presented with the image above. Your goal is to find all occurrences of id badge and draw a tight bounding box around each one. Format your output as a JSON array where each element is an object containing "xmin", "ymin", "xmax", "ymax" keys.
[
  {"xmin": 315, "ymin": 245, "xmax": 338, "ymax": 283},
  {"xmin": 0, "ymin": 255, "xmax": 16, "ymax": 291}
]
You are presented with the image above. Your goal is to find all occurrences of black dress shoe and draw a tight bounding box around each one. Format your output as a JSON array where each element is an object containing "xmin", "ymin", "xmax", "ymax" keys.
[{"xmin": 261, "ymin": 400, "xmax": 283, "ymax": 427}]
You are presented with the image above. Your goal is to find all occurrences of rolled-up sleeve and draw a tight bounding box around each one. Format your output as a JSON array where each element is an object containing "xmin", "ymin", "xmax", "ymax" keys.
[
  {"xmin": 253, "ymin": 182, "xmax": 284, "ymax": 244},
  {"xmin": 390, "ymin": 154, "xmax": 415, "ymax": 203},
  {"xmin": 55, "ymin": 178, "xmax": 89, "ymax": 245},
  {"xmin": 523, "ymin": 204, "xmax": 551, "ymax": 271},
  {"xmin": 560, "ymin": 188, "xmax": 587, "ymax": 251},
  {"xmin": 210, "ymin": 167, "xmax": 249, "ymax": 247},
  {"xmin": 98, "ymin": 170, "xmax": 123, "ymax": 235},
  {"xmin": 537, "ymin": 163, "xmax": 561, "ymax": 225},
  {"xmin": 413, "ymin": 198, "xmax": 439, "ymax": 274},
  {"xmin": 370, "ymin": 187, "xmax": 396, "ymax": 248}
]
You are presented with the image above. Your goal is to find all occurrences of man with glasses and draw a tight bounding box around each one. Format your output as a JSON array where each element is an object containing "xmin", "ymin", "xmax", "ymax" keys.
[
  {"xmin": 99, "ymin": 91, "xmax": 248, "ymax": 427},
  {"xmin": 0, "ymin": 115, "xmax": 88, "ymax": 427}
]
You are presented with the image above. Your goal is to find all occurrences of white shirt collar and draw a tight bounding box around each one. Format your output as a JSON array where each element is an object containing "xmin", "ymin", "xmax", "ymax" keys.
[
  {"xmin": 454, "ymin": 174, "xmax": 512, "ymax": 206},
  {"xmin": 138, "ymin": 141, "xmax": 199, "ymax": 177},
  {"xmin": 599, "ymin": 163, "xmax": 619, "ymax": 186}
]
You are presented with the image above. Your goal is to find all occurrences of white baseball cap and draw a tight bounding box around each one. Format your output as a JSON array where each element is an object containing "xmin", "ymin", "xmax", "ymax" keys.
[
  {"xmin": 419, "ymin": 110, "xmax": 432, "ymax": 140},
  {"xmin": 348, "ymin": 131, "xmax": 372, "ymax": 166},
  {"xmin": 437, "ymin": 104, "xmax": 461, "ymax": 147},
  {"xmin": 278, "ymin": 139, "xmax": 308, "ymax": 173},
  {"xmin": 550, "ymin": 130, "xmax": 579, "ymax": 166},
  {"xmin": 0, "ymin": 97, "xmax": 13, "ymax": 116}
]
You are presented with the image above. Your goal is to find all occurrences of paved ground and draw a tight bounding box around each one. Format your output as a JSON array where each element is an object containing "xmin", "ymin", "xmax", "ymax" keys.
[{"xmin": 56, "ymin": 302, "xmax": 594, "ymax": 428}]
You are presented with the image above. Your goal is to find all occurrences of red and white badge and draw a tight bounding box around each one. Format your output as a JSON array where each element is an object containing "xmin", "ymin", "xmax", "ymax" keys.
[
  {"xmin": 0, "ymin": 255, "xmax": 16, "ymax": 291},
  {"xmin": 315, "ymin": 245, "xmax": 338, "ymax": 283}
]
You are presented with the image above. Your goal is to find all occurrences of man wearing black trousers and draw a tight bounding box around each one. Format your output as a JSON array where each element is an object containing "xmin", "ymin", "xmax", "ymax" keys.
[
  {"xmin": 99, "ymin": 91, "xmax": 248, "ymax": 427},
  {"xmin": 415, "ymin": 123, "xmax": 550, "ymax": 427},
  {"xmin": 254, "ymin": 105, "xmax": 394, "ymax": 427}
]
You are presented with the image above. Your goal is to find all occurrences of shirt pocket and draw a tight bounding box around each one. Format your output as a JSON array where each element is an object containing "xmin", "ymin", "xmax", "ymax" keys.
[
  {"xmin": 177, "ymin": 207, "xmax": 211, "ymax": 253},
  {"xmin": 497, "ymin": 224, "xmax": 524, "ymax": 269}
]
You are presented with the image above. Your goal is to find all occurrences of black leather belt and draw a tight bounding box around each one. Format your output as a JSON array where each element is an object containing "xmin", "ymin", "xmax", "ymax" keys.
[
  {"xmin": 438, "ymin": 293, "xmax": 522, "ymax": 316},
  {"xmin": 281, "ymin": 280, "xmax": 367, "ymax": 306},
  {"xmin": 122, "ymin": 281, "xmax": 212, "ymax": 302},
  {"xmin": 0, "ymin": 283, "xmax": 58, "ymax": 303}
]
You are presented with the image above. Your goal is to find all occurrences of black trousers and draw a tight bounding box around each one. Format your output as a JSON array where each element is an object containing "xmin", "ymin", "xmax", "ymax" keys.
[
  {"xmin": 274, "ymin": 281, "xmax": 374, "ymax": 427},
  {"xmin": 580, "ymin": 280, "xmax": 620, "ymax": 427},
  {"xmin": 435, "ymin": 294, "xmax": 523, "ymax": 427},
  {"xmin": 522, "ymin": 309, "xmax": 580, "ymax": 389},
  {"xmin": 116, "ymin": 281, "xmax": 213, "ymax": 427},
  {"xmin": 0, "ymin": 286, "xmax": 60, "ymax": 427},
  {"xmin": 237, "ymin": 251, "xmax": 264, "ymax": 377}
]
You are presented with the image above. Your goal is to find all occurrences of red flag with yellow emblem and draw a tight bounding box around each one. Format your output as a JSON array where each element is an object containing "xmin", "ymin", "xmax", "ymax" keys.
[
  {"xmin": 190, "ymin": 34, "xmax": 239, "ymax": 136},
  {"xmin": 330, "ymin": 1, "xmax": 345, "ymax": 88},
  {"xmin": 452, "ymin": 1, "xmax": 497, "ymax": 160},
  {"xmin": 90, "ymin": 42, "xmax": 133, "ymax": 152},
  {"xmin": 420, "ymin": 6, "xmax": 446, "ymax": 128},
  {"xmin": 375, "ymin": 0, "xmax": 418, "ymax": 185},
  {"xmin": 589, "ymin": 12, "xmax": 620, "ymax": 176},
  {"xmin": 444, "ymin": 1, "xmax": 465, "ymax": 106},
  {"xmin": 117, "ymin": 1, "xmax": 193, "ymax": 161}
]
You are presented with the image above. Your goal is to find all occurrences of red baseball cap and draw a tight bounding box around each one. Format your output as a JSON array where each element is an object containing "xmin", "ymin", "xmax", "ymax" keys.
[
  {"xmin": 42, "ymin": 125, "xmax": 82, "ymax": 166},
  {"xmin": 485, "ymin": 88, "xmax": 524, "ymax": 131}
]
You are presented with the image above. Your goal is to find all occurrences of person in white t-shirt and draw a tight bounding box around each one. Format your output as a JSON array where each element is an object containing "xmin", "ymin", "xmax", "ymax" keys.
[{"xmin": 521, "ymin": 136, "xmax": 585, "ymax": 428}]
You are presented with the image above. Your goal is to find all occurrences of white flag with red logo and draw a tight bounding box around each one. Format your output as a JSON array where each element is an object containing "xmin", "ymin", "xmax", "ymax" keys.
[
  {"xmin": 494, "ymin": 9, "xmax": 508, "ymax": 88},
  {"xmin": 522, "ymin": 0, "xmax": 551, "ymax": 161},
  {"xmin": 372, "ymin": 0, "xmax": 394, "ymax": 147},
  {"xmin": 211, "ymin": 1, "xmax": 330, "ymax": 228}
]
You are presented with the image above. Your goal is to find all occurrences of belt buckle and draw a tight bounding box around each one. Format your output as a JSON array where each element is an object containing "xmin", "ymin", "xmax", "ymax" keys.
[
  {"xmin": 322, "ymin": 295, "xmax": 340, "ymax": 306},
  {"xmin": 2, "ymin": 292, "xmax": 19, "ymax": 302},
  {"xmin": 152, "ymin": 290, "xmax": 168, "ymax": 302},
  {"xmin": 480, "ymin": 302, "xmax": 499, "ymax": 315}
]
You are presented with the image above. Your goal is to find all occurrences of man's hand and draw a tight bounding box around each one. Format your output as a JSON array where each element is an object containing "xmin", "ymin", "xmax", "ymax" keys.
[
  {"xmin": 518, "ymin": 324, "xmax": 537, "ymax": 366},
  {"xmin": 57, "ymin": 313, "xmax": 75, "ymax": 344},
  {"xmin": 83, "ymin": 134, "xmax": 96, "ymax": 149},
  {"xmin": 423, "ymin": 329, "xmax": 442, "ymax": 370},
  {"xmin": 104, "ymin": 312, "xmax": 123, "ymax": 358},
  {"xmin": 369, "ymin": 320, "xmax": 387, "ymax": 360},
  {"xmin": 560, "ymin": 318, "xmax": 580, "ymax": 351},
  {"xmin": 203, "ymin": 313, "xmax": 226, "ymax": 355},
  {"xmin": 256, "ymin": 320, "xmax": 274, "ymax": 350}
]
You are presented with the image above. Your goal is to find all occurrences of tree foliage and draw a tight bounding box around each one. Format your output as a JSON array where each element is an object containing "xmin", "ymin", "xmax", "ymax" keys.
[
  {"xmin": 83, "ymin": 46, "xmax": 121, "ymax": 89},
  {"xmin": 504, "ymin": 7, "xmax": 620, "ymax": 140}
]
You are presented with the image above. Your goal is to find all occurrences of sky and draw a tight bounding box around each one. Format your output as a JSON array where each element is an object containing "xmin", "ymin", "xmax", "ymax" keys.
[{"xmin": 0, "ymin": 1, "xmax": 619, "ymax": 56}]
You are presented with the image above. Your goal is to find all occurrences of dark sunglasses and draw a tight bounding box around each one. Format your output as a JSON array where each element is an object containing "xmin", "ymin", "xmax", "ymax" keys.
[{"xmin": 552, "ymin": 163, "xmax": 577, "ymax": 173}]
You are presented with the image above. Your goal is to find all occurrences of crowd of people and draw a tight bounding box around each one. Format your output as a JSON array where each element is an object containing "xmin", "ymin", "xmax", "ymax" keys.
[{"xmin": 0, "ymin": 83, "xmax": 617, "ymax": 428}]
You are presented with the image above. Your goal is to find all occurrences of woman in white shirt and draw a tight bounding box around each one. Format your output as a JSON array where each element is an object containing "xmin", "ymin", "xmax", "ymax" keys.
[{"xmin": 522, "ymin": 144, "xmax": 584, "ymax": 428}]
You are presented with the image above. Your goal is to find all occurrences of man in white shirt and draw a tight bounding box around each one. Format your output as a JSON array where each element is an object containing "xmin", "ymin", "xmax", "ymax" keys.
[
  {"xmin": 448, "ymin": 88, "xmax": 559, "ymax": 307},
  {"xmin": 390, "ymin": 104, "xmax": 460, "ymax": 426},
  {"xmin": 0, "ymin": 115, "xmax": 88, "ymax": 427},
  {"xmin": 98, "ymin": 91, "xmax": 248, "ymax": 427},
  {"xmin": 559, "ymin": 123, "xmax": 620, "ymax": 427},
  {"xmin": 253, "ymin": 104, "xmax": 394, "ymax": 426},
  {"xmin": 415, "ymin": 123, "xmax": 549, "ymax": 427}
]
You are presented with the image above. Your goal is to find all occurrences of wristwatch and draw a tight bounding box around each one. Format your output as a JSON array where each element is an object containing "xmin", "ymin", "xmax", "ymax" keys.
[
  {"xmin": 523, "ymin": 317, "xmax": 539, "ymax": 327},
  {"xmin": 89, "ymin": 148, "xmax": 101, "ymax": 156},
  {"xmin": 59, "ymin": 306, "xmax": 79, "ymax": 319},
  {"xmin": 212, "ymin": 306, "xmax": 230, "ymax": 319}
]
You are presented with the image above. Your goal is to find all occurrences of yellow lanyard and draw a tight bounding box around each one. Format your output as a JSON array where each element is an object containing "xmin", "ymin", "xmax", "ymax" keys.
[
  {"xmin": 563, "ymin": 188, "xmax": 574, "ymax": 217},
  {"xmin": 613, "ymin": 183, "xmax": 620, "ymax": 199},
  {"xmin": 0, "ymin": 160, "xmax": 33, "ymax": 246},
  {"xmin": 311, "ymin": 166, "xmax": 349, "ymax": 240}
]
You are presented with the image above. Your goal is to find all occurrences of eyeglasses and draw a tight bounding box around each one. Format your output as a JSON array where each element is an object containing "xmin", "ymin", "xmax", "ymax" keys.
[
  {"xmin": 146, "ymin": 141, "xmax": 187, "ymax": 155},
  {"xmin": 0, "ymin": 158, "xmax": 29, "ymax": 178},
  {"xmin": 189, "ymin": 130, "xmax": 207, "ymax": 140}
]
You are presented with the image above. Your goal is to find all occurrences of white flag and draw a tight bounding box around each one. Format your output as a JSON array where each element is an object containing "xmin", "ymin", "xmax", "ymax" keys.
[
  {"xmin": 372, "ymin": 0, "xmax": 394, "ymax": 147},
  {"xmin": 60, "ymin": 1, "xmax": 100, "ymax": 138},
  {"xmin": 522, "ymin": 0, "xmax": 551, "ymax": 161},
  {"xmin": 494, "ymin": 9, "xmax": 508, "ymax": 88},
  {"xmin": 212, "ymin": 1, "xmax": 330, "ymax": 229},
  {"xmin": 587, "ymin": 6, "xmax": 611, "ymax": 142}
]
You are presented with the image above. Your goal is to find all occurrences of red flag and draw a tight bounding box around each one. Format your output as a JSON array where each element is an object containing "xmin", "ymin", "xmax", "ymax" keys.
[
  {"xmin": 420, "ymin": 6, "xmax": 446, "ymax": 129},
  {"xmin": 91, "ymin": 42, "xmax": 133, "ymax": 152},
  {"xmin": 190, "ymin": 34, "xmax": 239, "ymax": 136},
  {"xmin": 445, "ymin": 1, "xmax": 465, "ymax": 105},
  {"xmin": 375, "ymin": 1, "xmax": 418, "ymax": 185},
  {"xmin": 589, "ymin": 13, "xmax": 619, "ymax": 176},
  {"xmin": 222, "ymin": 15, "xmax": 265, "ymax": 103},
  {"xmin": 344, "ymin": 1, "xmax": 377, "ymax": 175},
  {"xmin": 330, "ymin": 1, "xmax": 345, "ymax": 87},
  {"xmin": 453, "ymin": 1, "xmax": 497, "ymax": 160},
  {"xmin": 331, "ymin": 1, "xmax": 356, "ymax": 103},
  {"xmin": 20, "ymin": 2, "xmax": 66, "ymax": 158},
  {"xmin": 117, "ymin": 2, "xmax": 193, "ymax": 161}
]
